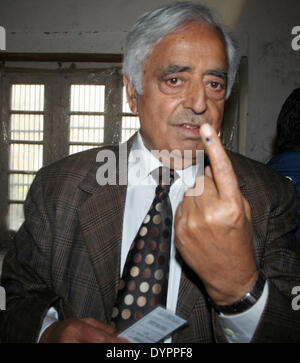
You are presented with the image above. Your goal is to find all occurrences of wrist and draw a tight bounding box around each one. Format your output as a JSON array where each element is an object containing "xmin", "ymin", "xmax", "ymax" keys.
[{"xmin": 207, "ymin": 271, "xmax": 266, "ymax": 315}]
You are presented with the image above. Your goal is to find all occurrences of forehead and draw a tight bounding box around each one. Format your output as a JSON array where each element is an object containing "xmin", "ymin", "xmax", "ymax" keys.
[{"xmin": 144, "ymin": 22, "xmax": 228, "ymax": 74}]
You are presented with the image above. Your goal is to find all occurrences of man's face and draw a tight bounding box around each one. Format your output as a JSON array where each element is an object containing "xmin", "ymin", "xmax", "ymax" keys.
[{"xmin": 125, "ymin": 22, "xmax": 228, "ymax": 165}]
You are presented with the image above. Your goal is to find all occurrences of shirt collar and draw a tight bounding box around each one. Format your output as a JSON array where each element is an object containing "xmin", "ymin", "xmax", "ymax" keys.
[{"xmin": 128, "ymin": 132, "xmax": 200, "ymax": 189}]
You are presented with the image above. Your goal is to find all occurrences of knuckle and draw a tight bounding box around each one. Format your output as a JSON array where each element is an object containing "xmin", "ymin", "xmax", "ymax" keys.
[
  {"xmin": 203, "ymin": 205, "xmax": 217, "ymax": 224},
  {"xmin": 202, "ymin": 203, "xmax": 244, "ymax": 226},
  {"xmin": 225, "ymin": 203, "xmax": 243, "ymax": 224},
  {"xmin": 203, "ymin": 211, "xmax": 215, "ymax": 224},
  {"xmin": 187, "ymin": 217, "xmax": 199, "ymax": 231}
]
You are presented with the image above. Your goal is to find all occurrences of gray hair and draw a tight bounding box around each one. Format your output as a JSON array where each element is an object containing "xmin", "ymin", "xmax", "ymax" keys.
[{"xmin": 123, "ymin": 1, "xmax": 239, "ymax": 99}]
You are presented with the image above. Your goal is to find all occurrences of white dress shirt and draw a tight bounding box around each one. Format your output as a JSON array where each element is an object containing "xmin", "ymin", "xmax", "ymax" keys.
[{"xmin": 40, "ymin": 132, "xmax": 268, "ymax": 343}]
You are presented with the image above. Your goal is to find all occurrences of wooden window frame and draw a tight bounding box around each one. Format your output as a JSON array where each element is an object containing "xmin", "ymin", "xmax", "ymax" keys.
[{"xmin": 0, "ymin": 66, "xmax": 123, "ymax": 247}]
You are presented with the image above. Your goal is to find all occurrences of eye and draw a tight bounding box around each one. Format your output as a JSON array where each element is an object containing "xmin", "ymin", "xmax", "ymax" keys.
[
  {"xmin": 209, "ymin": 81, "xmax": 225, "ymax": 90},
  {"xmin": 166, "ymin": 77, "xmax": 182, "ymax": 87}
]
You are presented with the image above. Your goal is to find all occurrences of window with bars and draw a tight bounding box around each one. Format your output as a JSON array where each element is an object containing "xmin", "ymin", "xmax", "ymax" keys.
[
  {"xmin": 69, "ymin": 85, "xmax": 105, "ymax": 155},
  {"xmin": 121, "ymin": 87, "xmax": 140, "ymax": 142},
  {"xmin": 9, "ymin": 85, "xmax": 44, "ymax": 231},
  {"xmin": 0, "ymin": 68, "xmax": 140, "ymax": 243}
]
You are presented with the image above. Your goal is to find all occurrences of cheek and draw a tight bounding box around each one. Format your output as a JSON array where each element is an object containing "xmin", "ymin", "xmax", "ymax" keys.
[
  {"xmin": 157, "ymin": 96, "xmax": 183, "ymax": 123},
  {"xmin": 209, "ymin": 100, "xmax": 225, "ymax": 127},
  {"xmin": 143, "ymin": 98, "xmax": 178, "ymax": 126}
]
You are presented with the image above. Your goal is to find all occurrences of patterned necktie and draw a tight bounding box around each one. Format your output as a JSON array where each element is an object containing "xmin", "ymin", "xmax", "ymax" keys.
[{"xmin": 111, "ymin": 167, "xmax": 176, "ymax": 332}]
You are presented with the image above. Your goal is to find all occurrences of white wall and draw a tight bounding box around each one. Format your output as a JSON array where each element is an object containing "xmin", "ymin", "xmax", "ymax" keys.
[
  {"xmin": 0, "ymin": 0, "xmax": 299, "ymax": 162},
  {"xmin": 235, "ymin": 0, "xmax": 300, "ymax": 162}
]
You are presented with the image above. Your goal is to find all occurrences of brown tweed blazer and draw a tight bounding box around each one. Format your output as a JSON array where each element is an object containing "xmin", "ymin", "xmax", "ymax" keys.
[{"xmin": 1, "ymin": 138, "xmax": 300, "ymax": 343}]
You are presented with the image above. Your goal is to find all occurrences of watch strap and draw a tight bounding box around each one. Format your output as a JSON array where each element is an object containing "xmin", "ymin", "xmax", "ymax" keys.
[{"xmin": 208, "ymin": 272, "xmax": 266, "ymax": 315}]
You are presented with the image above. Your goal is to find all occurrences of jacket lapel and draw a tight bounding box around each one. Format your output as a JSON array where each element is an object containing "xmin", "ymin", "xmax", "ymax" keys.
[
  {"xmin": 78, "ymin": 184, "xmax": 126, "ymax": 322},
  {"xmin": 77, "ymin": 139, "xmax": 134, "ymax": 322},
  {"xmin": 176, "ymin": 265, "xmax": 205, "ymax": 320}
]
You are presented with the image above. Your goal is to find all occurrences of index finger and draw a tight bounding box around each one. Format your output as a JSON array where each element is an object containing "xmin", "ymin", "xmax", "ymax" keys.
[{"xmin": 199, "ymin": 123, "xmax": 239, "ymax": 199}]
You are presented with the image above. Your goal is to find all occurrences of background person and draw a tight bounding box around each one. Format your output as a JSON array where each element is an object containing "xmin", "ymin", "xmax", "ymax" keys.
[{"xmin": 268, "ymin": 88, "xmax": 300, "ymax": 242}]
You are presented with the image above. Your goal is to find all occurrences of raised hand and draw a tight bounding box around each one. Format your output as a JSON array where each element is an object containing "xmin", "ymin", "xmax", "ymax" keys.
[{"xmin": 175, "ymin": 123, "xmax": 258, "ymax": 306}]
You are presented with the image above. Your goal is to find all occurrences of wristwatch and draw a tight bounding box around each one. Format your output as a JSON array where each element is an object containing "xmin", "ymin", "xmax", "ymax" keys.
[{"xmin": 208, "ymin": 272, "xmax": 266, "ymax": 315}]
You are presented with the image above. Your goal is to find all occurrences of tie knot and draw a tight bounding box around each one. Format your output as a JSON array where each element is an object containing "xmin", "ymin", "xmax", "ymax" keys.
[{"xmin": 151, "ymin": 167, "xmax": 177, "ymax": 189}]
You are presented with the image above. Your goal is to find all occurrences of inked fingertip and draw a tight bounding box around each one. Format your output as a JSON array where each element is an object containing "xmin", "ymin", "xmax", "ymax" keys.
[{"xmin": 200, "ymin": 123, "xmax": 212, "ymax": 136}]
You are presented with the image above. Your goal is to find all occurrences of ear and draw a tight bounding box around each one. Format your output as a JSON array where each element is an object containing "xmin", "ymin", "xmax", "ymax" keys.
[{"xmin": 123, "ymin": 75, "xmax": 138, "ymax": 115}]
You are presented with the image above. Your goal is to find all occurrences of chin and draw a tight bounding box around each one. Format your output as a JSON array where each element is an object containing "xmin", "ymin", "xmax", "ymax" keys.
[{"xmin": 180, "ymin": 141, "xmax": 204, "ymax": 153}]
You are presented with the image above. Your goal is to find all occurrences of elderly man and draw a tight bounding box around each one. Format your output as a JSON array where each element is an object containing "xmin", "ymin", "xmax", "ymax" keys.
[{"xmin": 1, "ymin": 2, "xmax": 300, "ymax": 343}]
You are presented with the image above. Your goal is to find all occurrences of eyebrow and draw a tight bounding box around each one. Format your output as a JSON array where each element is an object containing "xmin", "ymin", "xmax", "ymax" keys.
[
  {"xmin": 161, "ymin": 65, "xmax": 227, "ymax": 78},
  {"xmin": 161, "ymin": 65, "xmax": 191, "ymax": 76},
  {"xmin": 159, "ymin": 65, "xmax": 228, "ymax": 82},
  {"xmin": 205, "ymin": 69, "xmax": 228, "ymax": 81}
]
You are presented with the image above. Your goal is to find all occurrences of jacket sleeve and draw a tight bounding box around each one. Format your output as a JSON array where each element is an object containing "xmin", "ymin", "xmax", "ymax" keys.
[
  {"xmin": 252, "ymin": 178, "xmax": 300, "ymax": 342},
  {"xmin": 0, "ymin": 171, "xmax": 75, "ymax": 343},
  {"xmin": 213, "ymin": 177, "xmax": 300, "ymax": 343}
]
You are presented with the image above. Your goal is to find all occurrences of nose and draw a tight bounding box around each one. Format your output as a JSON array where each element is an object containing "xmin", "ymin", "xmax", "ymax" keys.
[{"xmin": 182, "ymin": 82, "xmax": 207, "ymax": 115}]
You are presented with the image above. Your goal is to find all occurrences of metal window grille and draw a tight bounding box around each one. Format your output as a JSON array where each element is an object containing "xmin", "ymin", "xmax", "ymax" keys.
[
  {"xmin": 0, "ymin": 68, "xmax": 123, "ymax": 242},
  {"xmin": 121, "ymin": 87, "xmax": 140, "ymax": 142},
  {"xmin": 69, "ymin": 85, "xmax": 105, "ymax": 155},
  {"xmin": 8, "ymin": 84, "xmax": 44, "ymax": 231}
]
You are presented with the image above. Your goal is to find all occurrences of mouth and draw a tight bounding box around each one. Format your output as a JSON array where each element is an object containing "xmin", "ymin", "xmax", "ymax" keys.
[{"xmin": 175, "ymin": 123, "xmax": 202, "ymax": 137}]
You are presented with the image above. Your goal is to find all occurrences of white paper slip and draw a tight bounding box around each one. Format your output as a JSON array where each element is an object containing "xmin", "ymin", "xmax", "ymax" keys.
[{"xmin": 118, "ymin": 306, "xmax": 187, "ymax": 343}]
